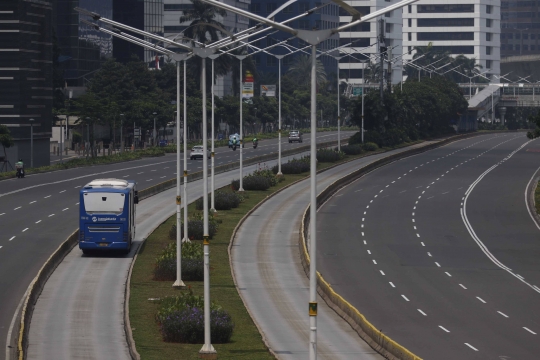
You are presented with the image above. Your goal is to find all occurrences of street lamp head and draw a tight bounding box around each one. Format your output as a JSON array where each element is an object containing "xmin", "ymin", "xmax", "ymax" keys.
[
  {"xmin": 120, "ymin": 113, "xmax": 124, "ymax": 116},
  {"xmin": 29, "ymin": 118, "xmax": 34, "ymax": 122},
  {"xmin": 153, "ymin": 112, "xmax": 157, "ymax": 115}
]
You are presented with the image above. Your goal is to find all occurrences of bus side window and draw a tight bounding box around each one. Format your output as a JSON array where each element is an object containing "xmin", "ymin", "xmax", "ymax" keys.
[{"xmin": 134, "ymin": 190, "xmax": 139, "ymax": 204}]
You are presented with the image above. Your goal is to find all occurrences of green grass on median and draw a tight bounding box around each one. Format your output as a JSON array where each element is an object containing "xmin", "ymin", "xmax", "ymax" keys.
[{"xmin": 128, "ymin": 141, "xmax": 422, "ymax": 359}]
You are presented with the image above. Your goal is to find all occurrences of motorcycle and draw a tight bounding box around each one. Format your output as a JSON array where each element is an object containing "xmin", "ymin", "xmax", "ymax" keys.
[
  {"xmin": 253, "ymin": 141, "xmax": 258, "ymax": 149},
  {"xmin": 16, "ymin": 167, "xmax": 25, "ymax": 178},
  {"xmin": 232, "ymin": 143, "xmax": 237, "ymax": 151}
]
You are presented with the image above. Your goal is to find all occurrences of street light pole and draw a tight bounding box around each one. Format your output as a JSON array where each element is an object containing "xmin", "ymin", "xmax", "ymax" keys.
[
  {"xmin": 210, "ymin": 55, "xmax": 220, "ymax": 212},
  {"xmin": 153, "ymin": 112, "xmax": 157, "ymax": 146},
  {"xmin": 362, "ymin": 63, "xmax": 365, "ymax": 143},
  {"xmin": 336, "ymin": 56, "xmax": 341, "ymax": 151},
  {"xmin": 183, "ymin": 59, "xmax": 189, "ymax": 243},
  {"xmin": 277, "ymin": 55, "xmax": 284, "ymax": 176},
  {"xmin": 29, "ymin": 118, "xmax": 34, "ymax": 168},
  {"xmin": 238, "ymin": 56, "xmax": 246, "ymax": 191},
  {"xmin": 120, "ymin": 114, "xmax": 124, "ymax": 153},
  {"xmin": 174, "ymin": 59, "xmax": 185, "ymax": 288}
]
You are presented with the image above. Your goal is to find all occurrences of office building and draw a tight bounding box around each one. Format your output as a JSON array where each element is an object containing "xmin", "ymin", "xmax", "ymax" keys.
[
  {"xmin": 338, "ymin": 0, "xmax": 403, "ymax": 86},
  {"xmin": 163, "ymin": 0, "xmax": 250, "ymax": 96},
  {"xmin": 403, "ymin": 1, "xmax": 501, "ymax": 80},
  {"xmin": 248, "ymin": 0, "xmax": 339, "ymax": 79},
  {"xmin": 501, "ymin": 0, "xmax": 540, "ymax": 57},
  {"xmin": 0, "ymin": 0, "xmax": 53, "ymax": 169}
]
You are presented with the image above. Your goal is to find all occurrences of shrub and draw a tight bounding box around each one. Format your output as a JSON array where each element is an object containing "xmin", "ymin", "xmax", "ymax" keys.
[
  {"xmin": 231, "ymin": 175, "xmax": 271, "ymax": 191},
  {"xmin": 363, "ymin": 131, "xmax": 382, "ymax": 147},
  {"xmin": 271, "ymin": 157, "xmax": 310, "ymax": 174},
  {"xmin": 316, "ymin": 149, "xmax": 344, "ymax": 163},
  {"xmin": 195, "ymin": 191, "xmax": 241, "ymax": 211},
  {"xmin": 156, "ymin": 291, "xmax": 234, "ymax": 343},
  {"xmin": 341, "ymin": 144, "xmax": 364, "ymax": 155},
  {"xmin": 169, "ymin": 221, "xmax": 217, "ymax": 241},
  {"xmin": 362, "ymin": 142, "xmax": 379, "ymax": 151},
  {"xmin": 153, "ymin": 242, "xmax": 204, "ymax": 281},
  {"xmin": 252, "ymin": 167, "xmax": 278, "ymax": 186},
  {"xmin": 348, "ymin": 131, "xmax": 363, "ymax": 145}
]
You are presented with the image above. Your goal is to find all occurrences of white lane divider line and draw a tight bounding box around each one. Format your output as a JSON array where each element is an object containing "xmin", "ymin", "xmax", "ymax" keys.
[
  {"xmin": 29, "ymin": 201, "xmax": 36, "ymax": 204},
  {"xmin": 62, "ymin": 208, "xmax": 69, "ymax": 211},
  {"xmin": 439, "ymin": 326, "xmax": 450, "ymax": 333},
  {"xmin": 74, "ymin": 185, "xmax": 81, "ymax": 188},
  {"xmin": 137, "ymin": 172, "xmax": 144, "ymax": 174},
  {"xmin": 476, "ymin": 297, "xmax": 486, "ymax": 304},
  {"xmin": 379, "ymin": 270, "xmax": 385, "ymax": 276},
  {"xmin": 151, "ymin": 169, "xmax": 157, "ymax": 172},
  {"xmin": 44, "ymin": 195, "xmax": 51, "ymax": 198},
  {"xmin": 14, "ymin": 206, "xmax": 21, "ymax": 210},
  {"xmin": 75, "ymin": 202, "xmax": 79, "ymax": 205},
  {"xmin": 372, "ymin": 260, "xmax": 377, "ymax": 265},
  {"xmin": 459, "ymin": 284, "xmax": 467, "ymax": 289},
  {"xmin": 355, "ymin": 189, "xmax": 363, "ymax": 192},
  {"xmin": 362, "ymin": 232, "xmax": 364, "ymax": 236},
  {"xmin": 417, "ymin": 309, "xmax": 427, "ymax": 316},
  {"xmin": 421, "ymin": 242, "xmax": 425, "ymax": 246},
  {"xmin": 160, "ymin": 176, "xmax": 166, "ymax": 179},
  {"xmin": 363, "ymin": 240, "xmax": 367, "ymax": 245},
  {"xmin": 9, "ymin": 236, "xmax": 15, "ymax": 241},
  {"xmin": 122, "ymin": 175, "xmax": 129, "ymax": 178},
  {"xmin": 427, "ymin": 252, "xmax": 432, "ymax": 257},
  {"xmin": 59, "ymin": 190, "xmax": 66, "ymax": 193},
  {"xmin": 523, "ymin": 327, "xmax": 537, "ymax": 335},
  {"xmin": 389, "ymin": 282, "xmax": 395, "ymax": 288},
  {"xmin": 416, "ymin": 233, "xmax": 420, "ymax": 238},
  {"xmin": 497, "ymin": 311, "xmax": 509, "ymax": 318},
  {"xmin": 146, "ymin": 179, "xmax": 153, "ymax": 182},
  {"xmin": 35, "ymin": 220, "xmax": 41, "ymax": 224},
  {"xmin": 367, "ymin": 250, "xmax": 371, "ymax": 254},
  {"xmin": 435, "ymin": 262, "xmax": 441, "ymax": 267},
  {"xmin": 48, "ymin": 214, "xmax": 55, "ymax": 217},
  {"xmin": 401, "ymin": 295, "xmax": 410, "ymax": 301},
  {"xmin": 0, "ymin": 213, "xmax": 4, "ymax": 216},
  {"xmin": 445, "ymin": 272, "xmax": 452, "ymax": 277},
  {"xmin": 464, "ymin": 343, "xmax": 479, "ymax": 351},
  {"xmin": 22, "ymin": 228, "xmax": 28, "ymax": 232}
]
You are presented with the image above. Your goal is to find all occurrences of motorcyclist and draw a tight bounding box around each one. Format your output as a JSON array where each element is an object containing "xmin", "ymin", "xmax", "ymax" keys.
[
  {"xmin": 232, "ymin": 136, "xmax": 237, "ymax": 146},
  {"xmin": 15, "ymin": 159, "xmax": 24, "ymax": 178},
  {"xmin": 252, "ymin": 137, "xmax": 258, "ymax": 144}
]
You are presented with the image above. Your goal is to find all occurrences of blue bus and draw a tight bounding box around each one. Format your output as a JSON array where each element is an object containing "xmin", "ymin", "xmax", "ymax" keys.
[{"xmin": 79, "ymin": 179, "xmax": 138, "ymax": 254}]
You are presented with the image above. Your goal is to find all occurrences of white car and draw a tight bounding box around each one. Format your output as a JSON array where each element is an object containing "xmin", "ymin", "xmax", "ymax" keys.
[{"xmin": 190, "ymin": 146, "xmax": 210, "ymax": 160}]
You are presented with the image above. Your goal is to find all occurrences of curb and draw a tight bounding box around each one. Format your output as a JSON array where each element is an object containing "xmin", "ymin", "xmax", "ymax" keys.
[
  {"xmin": 297, "ymin": 132, "xmax": 499, "ymax": 360},
  {"xmin": 526, "ymin": 175, "xmax": 540, "ymax": 228},
  {"xmin": 16, "ymin": 230, "xmax": 79, "ymax": 360}
]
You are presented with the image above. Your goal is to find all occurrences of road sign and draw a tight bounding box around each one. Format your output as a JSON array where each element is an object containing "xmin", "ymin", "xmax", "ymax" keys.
[
  {"xmin": 261, "ymin": 84, "xmax": 276, "ymax": 97},
  {"xmin": 353, "ymin": 87, "xmax": 363, "ymax": 96}
]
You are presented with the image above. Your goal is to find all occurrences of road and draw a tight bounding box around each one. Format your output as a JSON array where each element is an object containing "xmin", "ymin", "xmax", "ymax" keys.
[
  {"xmin": 317, "ymin": 133, "xmax": 540, "ymax": 359},
  {"xmin": 231, "ymin": 140, "xmax": 449, "ymax": 359},
  {"xmin": 0, "ymin": 130, "xmax": 352, "ymax": 359}
]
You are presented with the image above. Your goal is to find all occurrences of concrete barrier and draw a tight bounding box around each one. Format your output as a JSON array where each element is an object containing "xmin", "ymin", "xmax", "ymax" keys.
[
  {"xmin": 298, "ymin": 132, "xmax": 497, "ymax": 360},
  {"xmin": 17, "ymin": 230, "xmax": 79, "ymax": 360}
]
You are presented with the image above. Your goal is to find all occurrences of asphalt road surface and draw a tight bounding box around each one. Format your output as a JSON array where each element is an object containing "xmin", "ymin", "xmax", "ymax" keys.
[
  {"xmin": 317, "ymin": 133, "xmax": 540, "ymax": 359},
  {"xmin": 0, "ymin": 130, "xmax": 352, "ymax": 360}
]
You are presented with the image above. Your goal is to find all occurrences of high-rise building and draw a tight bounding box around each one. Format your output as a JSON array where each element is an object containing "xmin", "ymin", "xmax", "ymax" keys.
[
  {"xmin": 501, "ymin": 0, "xmax": 540, "ymax": 57},
  {"xmin": 0, "ymin": 0, "xmax": 53, "ymax": 168},
  {"xmin": 163, "ymin": 0, "xmax": 250, "ymax": 96},
  {"xmin": 55, "ymin": 0, "xmax": 113, "ymax": 87},
  {"xmin": 403, "ymin": 1, "xmax": 501, "ymax": 80},
  {"xmin": 248, "ymin": 0, "xmax": 339, "ymax": 79},
  {"xmin": 339, "ymin": 0, "xmax": 403, "ymax": 86}
]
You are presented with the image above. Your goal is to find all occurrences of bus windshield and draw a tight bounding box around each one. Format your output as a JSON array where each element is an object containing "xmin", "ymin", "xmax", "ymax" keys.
[{"xmin": 83, "ymin": 192, "xmax": 125, "ymax": 215}]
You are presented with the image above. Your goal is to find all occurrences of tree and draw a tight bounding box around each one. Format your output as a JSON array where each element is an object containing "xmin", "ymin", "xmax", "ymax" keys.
[
  {"xmin": 0, "ymin": 125, "xmax": 14, "ymax": 160},
  {"xmin": 287, "ymin": 55, "xmax": 326, "ymax": 87}
]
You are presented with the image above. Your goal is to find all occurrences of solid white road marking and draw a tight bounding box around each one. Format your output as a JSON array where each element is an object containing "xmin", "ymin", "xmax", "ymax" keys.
[
  {"xmin": 389, "ymin": 282, "xmax": 395, "ymax": 288},
  {"xmin": 59, "ymin": 190, "xmax": 66, "ymax": 193},
  {"xmin": 497, "ymin": 311, "xmax": 509, "ymax": 318},
  {"xmin": 476, "ymin": 297, "xmax": 486, "ymax": 303},
  {"xmin": 9, "ymin": 236, "xmax": 15, "ymax": 241},
  {"xmin": 464, "ymin": 343, "xmax": 479, "ymax": 351},
  {"xmin": 439, "ymin": 326, "xmax": 450, "ymax": 333},
  {"xmin": 418, "ymin": 309, "xmax": 427, "ymax": 316},
  {"xmin": 401, "ymin": 295, "xmax": 410, "ymax": 301},
  {"xmin": 380, "ymin": 270, "xmax": 385, "ymax": 275},
  {"xmin": 459, "ymin": 284, "xmax": 467, "ymax": 289},
  {"xmin": 29, "ymin": 201, "xmax": 36, "ymax": 204},
  {"xmin": 22, "ymin": 228, "xmax": 28, "ymax": 232},
  {"xmin": 35, "ymin": 220, "xmax": 41, "ymax": 224},
  {"xmin": 14, "ymin": 206, "xmax": 21, "ymax": 210},
  {"xmin": 524, "ymin": 327, "xmax": 537, "ymax": 334}
]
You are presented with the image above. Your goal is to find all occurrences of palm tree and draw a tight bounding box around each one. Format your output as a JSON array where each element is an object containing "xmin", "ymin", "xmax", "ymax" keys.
[
  {"xmin": 446, "ymin": 55, "xmax": 483, "ymax": 83},
  {"xmin": 287, "ymin": 55, "xmax": 326, "ymax": 87},
  {"xmin": 179, "ymin": 0, "xmax": 228, "ymax": 45}
]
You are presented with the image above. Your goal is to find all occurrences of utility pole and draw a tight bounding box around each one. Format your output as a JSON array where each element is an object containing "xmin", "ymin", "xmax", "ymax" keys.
[
  {"xmin": 378, "ymin": 18, "xmax": 386, "ymax": 103},
  {"xmin": 387, "ymin": 47, "xmax": 392, "ymax": 91}
]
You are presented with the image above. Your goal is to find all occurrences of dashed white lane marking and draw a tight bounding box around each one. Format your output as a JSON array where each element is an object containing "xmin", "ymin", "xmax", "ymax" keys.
[
  {"xmin": 379, "ymin": 270, "xmax": 385, "ymax": 275},
  {"xmin": 44, "ymin": 195, "xmax": 51, "ymax": 198},
  {"xmin": 374, "ymin": 195, "xmax": 378, "ymax": 198},
  {"xmin": 389, "ymin": 282, "xmax": 395, "ymax": 288},
  {"xmin": 435, "ymin": 262, "xmax": 441, "ymax": 267},
  {"xmin": 362, "ymin": 232, "xmax": 364, "ymax": 236},
  {"xmin": 401, "ymin": 295, "xmax": 410, "ymax": 301},
  {"xmin": 122, "ymin": 175, "xmax": 129, "ymax": 178},
  {"xmin": 459, "ymin": 284, "xmax": 467, "ymax": 289},
  {"xmin": 445, "ymin": 272, "xmax": 452, "ymax": 277},
  {"xmin": 476, "ymin": 297, "xmax": 486, "ymax": 304},
  {"xmin": 399, "ymin": 190, "xmax": 406, "ymax": 193},
  {"xmin": 14, "ymin": 206, "xmax": 21, "ymax": 210},
  {"xmin": 416, "ymin": 234, "xmax": 420, "ymax": 238},
  {"xmin": 464, "ymin": 343, "xmax": 479, "ymax": 351},
  {"xmin": 427, "ymin": 252, "xmax": 432, "ymax": 257},
  {"xmin": 9, "ymin": 236, "xmax": 15, "ymax": 241},
  {"xmin": 392, "ymin": 181, "xmax": 395, "ymax": 183},
  {"xmin": 75, "ymin": 202, "xmax": 79, "ymax": 205},
  {"xmin": 0, "ymin": 213, "xmax": 4, "ymax": 216},
  {"xmin": 62, "ymin": 208, "xmax": 69, "ymax": 211},
  {"xmin": 363, "ymin": 240, "xmax": 367, "ymax": 245},
  {"xmin": 48, "ymin": 214, "xmax": 55, "ymax": 217},
  {"xmin": 59, "ymin": 190, "xmax": 66, "ymax": 193},
  {"xmin": 22, "ymin": 228, "xmax": 28, "ymax": 232},
  {"xmin": 417, "ymin": 309, "xmax": 427, "ymax": 316},
  {"xmin": 523, "ymin": 327, "xmax": 537, "ymax": 335},
  {"xmin": 421, "ymin": 242, "xmax": 425, "ymax": 246},
  {"xmin": 355, "ymin": 189, "xmax": 363, "ymax": 192},
  {"xmin": 367, "ymin": 250, "xmax": 371, "ymax": 254},
  {"xmin": 137, "ymin": 172, "xmax": 144, "ymax": 174},
  {"xmin": 35, "ymin": 220, "xmax": 41, "ymax": 224},
  {"xmin": 160, "ymin": 176, "xmax": 166, "ymax": 179},
  {"xmin": 164, "ymin": 167, "xmax": 169, "ymax": 169},
  {"xmin": 439, "ymin": 326, "xmax": 450, "ymax": 333},
  {"xmin": 29, "ymin": 201, "xmax": 36, "ymax": 204},
  {"xmin": 74, "ymin": 185, "xmax": 81, "ymax": 188},
  {"xmin": 497, "ymin": 311, "xmax": 509, "ymax": 318},
  {"xmin": 372, "ymin": 260, "xmax": 377, "ymax": 265},
  {"xmin": 146, "ymin": 179, "xmax": 153, "ymax": 181},
  {"xmin": 516, "ymin": 274, "xmax": 524, "ymax": 280},
  {"xmin": 441, "ymin": 191, "xmax": 449, "ymax": 194},
  {"xmin": 151, "ymin": 169, "xmax": 156, "ymax": 172},
  {"xmin": 0, "ymin": 246, "xmax": 2, "ymax": 249}
]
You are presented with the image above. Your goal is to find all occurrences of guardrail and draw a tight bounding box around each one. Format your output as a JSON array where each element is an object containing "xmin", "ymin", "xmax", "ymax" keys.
[{"xmin": 298, "ymin": 132, "xmax": 491, "ymax": 360}]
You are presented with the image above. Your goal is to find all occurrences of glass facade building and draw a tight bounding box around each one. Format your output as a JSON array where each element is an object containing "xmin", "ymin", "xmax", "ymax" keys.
[
  {"xmin": 0, "ymin": 0, "xmax": 53, "ymax": 168},
  {"xmin": 501, "ymin": 0, "xmax": 540, "ymax": 57}
]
